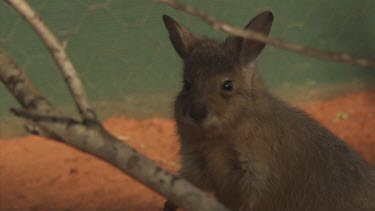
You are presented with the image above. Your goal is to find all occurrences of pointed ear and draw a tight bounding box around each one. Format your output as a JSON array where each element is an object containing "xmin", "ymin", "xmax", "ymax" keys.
[
  {"xmin": 224, "ymin": 11, "xmax": 273, "ymax": 65},
  {"xmin": 162, "ymin": 15, "xmax": 197, "ymax": 59}
]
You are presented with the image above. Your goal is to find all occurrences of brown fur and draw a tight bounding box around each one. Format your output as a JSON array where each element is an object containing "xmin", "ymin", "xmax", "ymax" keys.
[{"xmin": 162, "ymin": 12, "xmax": 375, "ymax": 211}]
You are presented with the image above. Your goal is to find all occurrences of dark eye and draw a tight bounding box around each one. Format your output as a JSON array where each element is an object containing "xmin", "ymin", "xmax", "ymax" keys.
[{"xmin": 221, "ymin": 80, "xmax": 233, "ymax": 91}]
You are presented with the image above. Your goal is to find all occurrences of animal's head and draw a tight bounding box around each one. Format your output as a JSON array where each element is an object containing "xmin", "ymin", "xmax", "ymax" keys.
[{"xmin": 163, "ymin": 12, "xmax": 273, "ymax": 130}]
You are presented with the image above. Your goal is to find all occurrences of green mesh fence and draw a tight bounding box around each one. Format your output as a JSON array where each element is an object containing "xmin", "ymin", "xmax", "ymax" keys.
[{"xmin": 0, "ymin": 0, "xmax": 374, "ymax": 137}]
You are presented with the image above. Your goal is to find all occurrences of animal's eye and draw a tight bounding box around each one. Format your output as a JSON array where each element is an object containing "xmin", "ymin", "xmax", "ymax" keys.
[
  {"xmin": 183, "ymin": 80, "xmax": 191, "ymax": 90},
  {"xmin": 221, "ymin": 80, "xmax": 233, "ymax": 92}
]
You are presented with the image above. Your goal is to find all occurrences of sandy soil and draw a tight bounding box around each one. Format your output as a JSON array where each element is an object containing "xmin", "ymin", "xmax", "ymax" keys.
[{"xmin": 1, "ymin": 91, "xmax": 374, "ymax": 211}]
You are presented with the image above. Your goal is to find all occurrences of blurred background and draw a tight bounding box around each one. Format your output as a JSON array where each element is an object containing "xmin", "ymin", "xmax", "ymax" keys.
[
  {"xmin": 1, "ymin": 1, "xmax": 374, "ymax": 210},
  {"xmin": 1, "ymin": 0, "xmax": 374, "ymax": 137}
]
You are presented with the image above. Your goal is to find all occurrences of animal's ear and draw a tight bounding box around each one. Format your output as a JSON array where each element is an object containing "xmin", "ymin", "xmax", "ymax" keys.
[
  {"xmin": 162, "ymin": 15, "xmax": 197, "ymax": 59},
  {"xmin": 224, "ymin": 11, "xmax": 273, "ymax": 65}
]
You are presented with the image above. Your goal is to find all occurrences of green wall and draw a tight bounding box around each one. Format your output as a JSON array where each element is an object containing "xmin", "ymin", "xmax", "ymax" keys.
[{"xmin": 0, "ymin": 0, "xmax": 374, "ymax": 136}]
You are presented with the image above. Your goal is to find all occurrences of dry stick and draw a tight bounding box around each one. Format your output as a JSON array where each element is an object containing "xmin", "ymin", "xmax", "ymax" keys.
[
  {"xmin": 0, "ymin": 49, "xmax": 51, "ymax": 112},
  {"xmin": 158, "ymin": 0, "xmax": 375, "ymax": 69},
  {"xmin": 0, "ymin": 48, "xmax": 54, "ymax": 137},
  {"xmin": 0, "ymin": 48, "xmax": 229, "ymax": 211},
  {"xmin": 5, "ymin": 0, "xmax": 96, "ymax": 121}
]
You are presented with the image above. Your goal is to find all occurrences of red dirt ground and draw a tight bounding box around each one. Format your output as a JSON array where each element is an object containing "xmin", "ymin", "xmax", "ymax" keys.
[{"xmin": 1, "ymin": 91, "xmax": 374, "ymax": 211}]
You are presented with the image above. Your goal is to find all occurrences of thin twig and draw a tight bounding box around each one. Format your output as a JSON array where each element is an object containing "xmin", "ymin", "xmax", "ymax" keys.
[
  {"xmin": 0, "ymin": 47, "xmax": 229, "ymax": 211},
  {"xmin": 158, "ymin": 0, "xmax": 375, "ymax": 69},
  {"xmin": 5, "ymin": 0, "xmax": 97, "ymax": 121}
]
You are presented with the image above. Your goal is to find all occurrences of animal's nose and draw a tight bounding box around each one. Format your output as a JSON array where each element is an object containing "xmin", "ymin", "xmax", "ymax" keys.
[{"xmin": 189, "ymin": 104, "xmax": 208, "ymax": 123}]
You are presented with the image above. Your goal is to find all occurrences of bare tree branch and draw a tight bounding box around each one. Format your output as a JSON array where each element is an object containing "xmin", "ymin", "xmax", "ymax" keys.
[
  {"xmin": 0, "ymin": 46, "xmax": 228, "ymax": 211},
  {"xmin": 158, "ymin": 0, "xmax": 375, "ymax": 69},
  {"xmin": 10, "ymin": 108, "xmax": 79, "ymax": 124},
  {"xmin": 4, "ymin": 0, "xmax": 96, "ymax": 121},
  {"xmin": 0, "ymin": 49, "xmax": 52, "ymax": 112}
]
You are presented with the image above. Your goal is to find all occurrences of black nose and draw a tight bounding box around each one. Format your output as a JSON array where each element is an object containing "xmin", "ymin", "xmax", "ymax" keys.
[{"xmin": 189, "ymin": 104, "xmax": 208, "ymax": 123}]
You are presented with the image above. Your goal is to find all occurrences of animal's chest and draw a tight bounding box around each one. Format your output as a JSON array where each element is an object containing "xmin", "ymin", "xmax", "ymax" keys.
[
  {"xmin": 198, "ymin": 143, "xmax": 242, "ymax": 189},
  {"xmin": 197, "ymin": 143, "xmax": 250, "ymax": 210}
]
